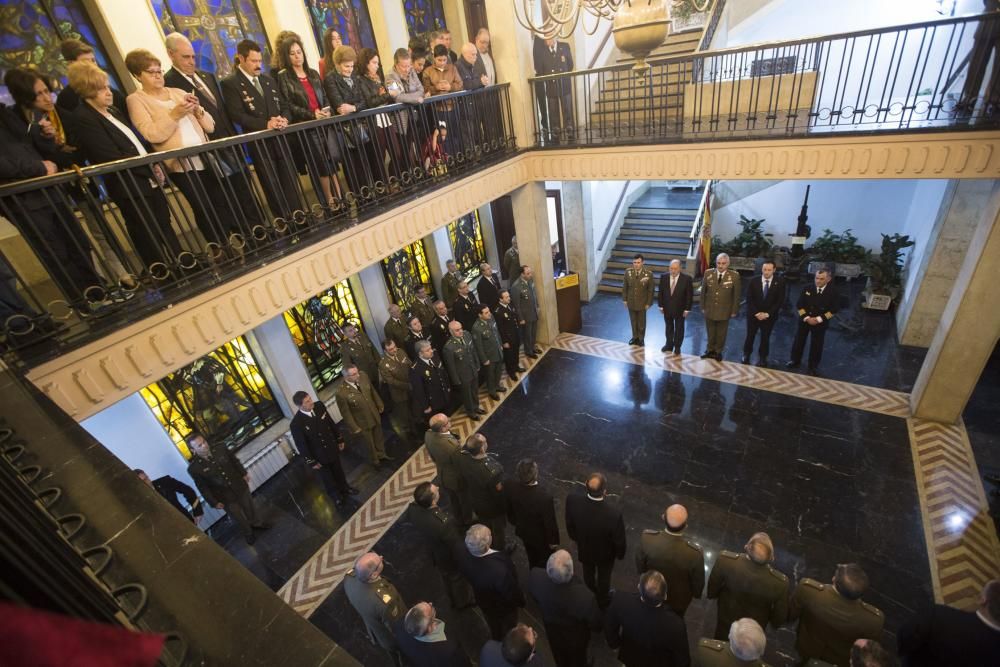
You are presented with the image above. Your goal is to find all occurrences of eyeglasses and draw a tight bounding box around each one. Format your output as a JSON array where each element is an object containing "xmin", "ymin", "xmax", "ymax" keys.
[{"xmin": 145, "ymin": 69, "xmax": 164, "ymax": 77}]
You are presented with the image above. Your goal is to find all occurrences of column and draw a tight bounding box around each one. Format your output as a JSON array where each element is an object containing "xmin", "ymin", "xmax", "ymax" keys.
[
  {"xmin": 246, "ymin": 313, "xmax": 314, "ymax": 417},
  {"xmin": 911, "ymin": 190, "xmax": 1000, "ymax": 423},
  {"xmin": 897, "ymin": 181, "xmax": 999, "ymax": 347},
  {"xmin": 442, "ymin": 0, "xmax": 470, "ymax": 43},
  {"xmin": 478, "ymin": 204, "xmax": 501, "ymax": 270},
  {"xmin": 355, "ymin": 264, "xmax": 392, "ymax": 345},
  {"xmin": 484, "ymin": 1, "xmax": 539, "ymax": 148},
  {"xmin": 91, "ymin": 0, "xmax": 171, "ymax": 83},
  {"xmin": 256, "ymin": 0, "xmax": 320, "ymax": 64},
  {"xmin": 368, "ymin": 0, "xmax": 410, "ymax": 61},
  {"xmin": 510, "ymin": 182, "xmax": 558, "ymax": 343},
  {"xmin": 561, "ymin": 180, "xmax": 595, "ymax": 299},
  {"xmin": 425, "ymin": 227, "xmax": 453, "ymax": 298}
]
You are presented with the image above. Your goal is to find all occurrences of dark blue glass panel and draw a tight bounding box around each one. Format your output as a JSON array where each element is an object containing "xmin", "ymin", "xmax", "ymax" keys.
[
  {"xmin": 403, "ymin": 0, "xmax": 446, "ymax": 39},
  {"xmin": 303, "ymin": 0, "xmax": 376, "ymax": 54}
]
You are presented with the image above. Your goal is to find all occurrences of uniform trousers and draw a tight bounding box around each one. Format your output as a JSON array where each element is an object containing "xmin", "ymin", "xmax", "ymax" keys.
[
  {"xmin": 482, "ymin": 360, "xmax": 502, "ymax": 394},
  {"xmin": 353, "ymin": 423, "xmax": 387, "ymax": 465},
  {"xmin": 546, "ymin": 623, "xmax": 589, "ymax": 667},
  {"xmin": 455, "ymin": 378, "xmax": 479, "ymax": 416},
  {"xmin": 389, "ymin": 394, "xmax": 417, "ymax": 444},
  {"xmin": 743, "ymin": 316, "xmax": 777, "ymax": 359},
  {"xmin": 664, "ymin": 313, "xmax": 686, "ymax": 350},
  {"xmin": 628, "ymin": 308, "xmax": 648, "ymax": 340},
  {"xmin": 502, "ymin": 343, "xmax": 521, "ymax": 377},
  {"xmin": 520, "ymin": 321, "xmax": 538, "ymax": 354},
  {"xmin": 313, "ymin": 460, "xmax": 350, "ymax": 500},
  {"xmin": 704, "ymin": 318, "xmax": 732, "ymax": 355},
  {"xmin": 223, "ymin": 484, "xmax": 260, "ymax": 537},
  {"xmin": 580, "ymin": 559, "xmax": 615, "ymax": 608},
  {"xmin": 791, "ymin": 321, "xmax": 829, "ymax": 369}
]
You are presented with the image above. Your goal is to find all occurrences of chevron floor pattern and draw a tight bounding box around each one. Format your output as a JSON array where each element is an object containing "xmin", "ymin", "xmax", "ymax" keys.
[
  {"xmin": 277, "ymin": 346, "xmax": 550, "ymax": 618},
  {"xmin": 908, "ymin": 417, "xmax": 1000, "ymax": 610}
]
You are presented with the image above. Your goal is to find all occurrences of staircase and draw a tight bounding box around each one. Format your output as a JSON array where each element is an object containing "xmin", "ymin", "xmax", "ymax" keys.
[{"xmin": 598, "ymin": 184, "xmax": 704, "ymax": 294}]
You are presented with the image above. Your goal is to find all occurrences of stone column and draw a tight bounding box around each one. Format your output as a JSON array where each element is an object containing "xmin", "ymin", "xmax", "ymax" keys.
[
  {"xmin": 247, "ymin": 314, "xmax": 314, "ymax": 417},
  {"xmin": 484, "ymin": 1, "xmax": 539, "ymax": 148},
  {"xmin": 897, "ymin": 181, "xmax": 1000, "ymax": 347},
  {"xmin": 479, "ymin": 204, "xmax": 501, "ymax": 270},
  {"xmin": 368, "ymin": 0, "xmax": 410, "ymax": 63},
  {"xmin": 354, "ymin": 264, "xmax": 391, "ymax": 346},
  {"xmin": 510, "ymin": 182, "xmax": 558, "ymax": 343},
  {"xmin": 256, "ymin": 0, "xmax": 319, "ymax": 64},
  {"xmin": 424, "ymin": 227, "xmax": 453, "ymax": 299},
  {"xmin": 911, "ymin": 187, "xmax": 1000, "ymax": 423},
  {"xmin": 561, "ymin": 180, "xmax": 594, "ymax": 300}
]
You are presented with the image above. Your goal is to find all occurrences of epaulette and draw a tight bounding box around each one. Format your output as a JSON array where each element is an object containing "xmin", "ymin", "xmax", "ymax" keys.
[
  {"xmin": 860, "ymin": 601, "xmax": 884, "ymax": 617},
  {"xmin": 642, "ymin": 529, "xmax": 659, "ymax": 534},
  {"xmin": 345, "ymin": 568, "xmax": 357, "ymax": 578},
  {"xmin": 718, "ymin": 550, "xmax": 739, "ymax": 560},
  {"xmin": 685, "ymin": 539, "xmax": 703, "ymax": 552},
  {"xmin": 801, "ymin": 577, "xmax": 824, "ymax": 590},
  {"xmin": 698, "ymin": 638, "xmax": 725, "ymax": 651},
  {"xmin": 767, "ymin": 565, "xmax": 788, "ymax": 582}
]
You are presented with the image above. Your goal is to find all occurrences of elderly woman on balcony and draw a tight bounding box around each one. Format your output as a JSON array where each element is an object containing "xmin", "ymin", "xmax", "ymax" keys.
[{"xmin": 324, "ymin": 45, "xmax": 380, "ymax": 202}]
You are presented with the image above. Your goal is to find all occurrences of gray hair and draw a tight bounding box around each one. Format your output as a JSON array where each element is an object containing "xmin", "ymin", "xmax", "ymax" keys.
[
  {"xmin": 403, "ymin": 602, "xmax": 433, "ymax": 637},
  {"xmin": 164, "ymin": 32, "xmax": 191, "ymax": 53},
  {"xmin": 480, "ymin": 262, "xmax": 491, "ymax": 271},
  {"xmin": 341, "ymin": 364, "xmax": 358, "ymax": 377},
  {"xmin": 414, "ymin": 340, "xmax": 432, "ymax": 355},
  {"xmin": 670, "ymin": 259, "xmax": 682, "ymax": 267},
  {"xmin": 716, "ymin": 252, "xmax": 730, "ymax": 261},
  {"xmin": 729, "ymin": 618, "xmax": 766, "ymax": 661},
  {"xmin": 546, "ymin": 549, "xmax": 574, "ymax": 584},
  {"xmin": 465, "ymin": 524, "xmax": 492, "ymax": 556}
]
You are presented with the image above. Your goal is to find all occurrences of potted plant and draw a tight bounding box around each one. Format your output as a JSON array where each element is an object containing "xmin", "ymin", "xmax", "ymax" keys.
[
  {"xmin": 806, "ymin": 228, "xmax": 867, "ymax": 279},
  {"xmin": 718, "ymin": 215, "xmax": 773, "ymax": 271},
  {"xmin": 862, "ymin": 233, "xmax": 915, "ymax": 311}
]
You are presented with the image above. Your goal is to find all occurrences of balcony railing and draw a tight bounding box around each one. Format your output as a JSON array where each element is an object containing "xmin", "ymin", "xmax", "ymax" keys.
[
  {"xmin": 0, "ymin": 84, "xmax": 515, "ymax": 366},
  {"xmin": 529, "ymin": 12, "xmax": 1000, "ymax": 146}
]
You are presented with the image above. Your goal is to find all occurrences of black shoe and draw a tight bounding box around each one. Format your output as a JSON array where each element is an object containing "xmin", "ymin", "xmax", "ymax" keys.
[
  {"xmin": 638, "ymin": 339, "xmax": 645, "ymax": 347},
  {"xmin": 700, "ymin": 352, "xmax": 713, "ymax": 359},
  {"xmin": 497, "ymin": 387, "xmax": 507, "ymax": 393},
  {"xmin": 527, "ymin": 354, "xmax": 538, "ymax": 359},
  {"xmin": 470, "ymin": 414, "xmax": 481, "ymax": 422},
  {"xmin": 628, "ymin": 338, "xmax": 636, "ymax": 345},
  {"xmin": 757, "ymin": 358, "xmax": 768, "ymax": 368},
  {"xmin": 251, "ymin": 523, "xmax": 270, "ymax": 531},
  {"xmin": 476, "ymin": 408, "xmax": 488, "ymax": 415},
  {"xmin": 533, "ymin": 348, "xmax": 542, "ymax": 354},
  {"xmin": 673, "ymin": 348, "xmax": 681, "ymax": 355},
  {"xmin": 246, "ymin": 534, "xmax": 256, "ymax": 545},
  {"xmin": 488, "ymin": 393, "xmax": 500, "ymax": 400},
  {"xmin": 509, "ymin": 374, "xmax": 519, "ymax": 382},
  {"xmin": 713, "ymin": 354, "xmax": 723, "ymax": 361},
  {"xmin": 661, "ymin": 345, "xmax": 670, "ymax": 352},
  {"xmin": 347, "ymin": 486, "xmax": 360, "ymax": 495},
  {"xmin": 807, "ymin": 367, "xmax": 820, "ymax": 376},
  {"xmin": 517, "ymin": 366, "xmax": 526, "ymax": 372},
  {"xmin": 741, "ymin": 355, "xmax": 750, "ymax": 364},
  {"xmin": 785, "ymin": 361, "xmax": 800, "ymax": 369},
  {"xmin": 379, "ymin": 455, "xmax": 396, "ymax": 462}
]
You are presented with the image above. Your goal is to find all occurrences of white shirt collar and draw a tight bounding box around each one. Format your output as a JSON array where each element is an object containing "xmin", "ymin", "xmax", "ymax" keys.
[
  {"xmin": 239, "ymin": 67, "xmax": 259, "ymax": 85},
  {"xmin": 473, "ymin": 548, "xmax": 498, "ymax": 558},
  {"xmin": 299, "ymin": 407, "xmax": 314, "ymax": 417},
  {"xmin": 977, "ymin": 610, "xmax": 1000, "ymax": 632}
]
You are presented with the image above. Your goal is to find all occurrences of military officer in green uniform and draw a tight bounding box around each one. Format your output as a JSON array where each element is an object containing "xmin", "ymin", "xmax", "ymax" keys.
[
  {"xmin": 695, "ymin": 618, "xmax": 769, "ymax": 667},
  {"xmin": 472, "ymin": 303, "xmax": 506, "ymax": 400},
  {"xmin": 344, "ymin": 551, "xmax": 408, "ymax": 663},
  {"xmin": 186, "ymin": 432, "xmax": 265, "ymax": 544},
  {"xmin": 789, "ymin": 563, "xmax": 884, "ymax": 667},
  {"xmin": 334, "ymin": 365, "xmax": 391, "ymax": 467},
  {"xmin": 379, "ymin": 339, "xmax": 417, "ymax": 446},
  {"xmin": 707, "ymin": 531, "xmax": 789, "ymax": 640},
  {"xmin": 339, "ymin": 323, "xmax": 381, "ymax": 385},
  {"xmin": 410, "ymin": 285, "xmax": 436, "ymax": 328},
  {"xmin": 503, "ymin": 236, "xmax": 520, "ymax": 288},
  {"xmin": 634, "ymin": 503, "xmax": 705, "ymax": 617},
  {"xmin": 701, "ymin": 253, "xmax": 742, "ymax": 360},
  {"xmin": 440, "ymin": 259, "xmax": 463, "ymax": 309},
  {"xmin": 383, "ymin": 304, "xmax": 409, "ymax": 349},
  {"xmin": 511, "ymin": 265, "xmax": 540, "ymax": 358},
  {"xmin": 442, "ymin": 320, "xmax": 484, "ymax": 421},
  {"xmin": 622, "ymin": 253, "xmax": 655, "ymax": 346}
]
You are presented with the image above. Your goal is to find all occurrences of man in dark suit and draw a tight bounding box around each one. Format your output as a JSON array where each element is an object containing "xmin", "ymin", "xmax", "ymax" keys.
[
  {"xmin": 220, "ymin": 39, "xmax": 300, "ymax": 222},
  {"xmin": 494, "ymin": 290, "xmax": 525, "ymax": 381},
  {"xmin": 897, "ymin": 579, "xmax": 1000, "ymax": 666},
  {"xmin": 455, "ymin": 524, "xmax": 525, "ymax": 641},
  {"xmin": 479, "ymin": 624, "xmax": 540, "ymax": 667},
  {"xmin": 404, "ymin": 315, "xmax": 431, "ymax": 361},
  {"xmin": 135, "ymin": 469, "xmax": 203, "ymax": 524},
  {"xmin": 395, "ymin": 601, "xmax": 471, "ymax": 667},
  {"xmin": 404, "ymin": 482, "xmax": 473, "ymax": 609},
  {"xmin": 527, "ymin": 549, "xmax": 602, "ymax": 667},
  {"xmin": 533, "ymin": 37, "xmax": 575, "ymax": 142},
  {"xmin": 288, "ymin": 391, "xmax": 358, "ymax": 506},
  {"xmin": 477, "ymin": 263, "xmax": 504, "ymax": 309},
  {"xmin": 565, "ymin": 472, "xmax": 626, "ymax": 608},
  {"xmin": 658, "ymin": 259, "xmax": 694, "ymax": 354},
  {"xmin": 786, "ymin": 268, "xmax": 838, "ymax": 375},
  {"xmin": 742, "ymin": 260, "xmax": 785, "ymax": 367},
  {"xmin": 505, "ymin": 458, "xmax": 559, "ymax": 569},
  {"xmin": 605, "ymin": 571, "xmax": 691, "ymax": 667},
  {"xmin": 410, "ymin": 341, "xmax": 452, "ymax": 426}
]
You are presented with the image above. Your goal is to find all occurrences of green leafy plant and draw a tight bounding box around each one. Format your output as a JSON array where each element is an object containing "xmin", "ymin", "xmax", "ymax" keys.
[
  {"xmin": 671, "ymin": 0, "xmax": 712, "ymax": 21},
  {"xmin": 865, "ymin": 233, "xmax": 915, "ymax": 295},
  {"xmin": 806, "ymin": 228, "xmax": 868, "ymax": 264},
  {"xmin": 719, "ymin": 215, "xmax": 773, "ymax": 258}
]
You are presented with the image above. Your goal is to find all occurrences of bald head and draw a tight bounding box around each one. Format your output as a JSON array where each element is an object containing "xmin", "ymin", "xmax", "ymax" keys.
[
  {"xmin": 546, "ymin": 549, "xmax": 574, "ymax": 584},
  {"xmin": 983, "ymin": 579, "xmax": 1000, "ymax": 623},
  {"xmin": 461, "ymin": 42, "xmax": 478, "ymax": 64},
  {"xmin": 664, "ymin": 504, "xmax": 688, "ymax": 531},
  {"xmin": 586, "ymin": 472, "xmax": 607, "ymax": 498},
  {"xmin": 448, "ymin": 320, "xmax": 463, "ymax": 337},
  {"xmin": 745, "ymin": 532, "xmax": 774, "ymax": 564},
  {"xmin": 429, "ymin": 413, "xmax": 449, "ymax": 432},
  {"xmin": 354, "ymin": 552, "xmax": 383, "ymax": 581}
]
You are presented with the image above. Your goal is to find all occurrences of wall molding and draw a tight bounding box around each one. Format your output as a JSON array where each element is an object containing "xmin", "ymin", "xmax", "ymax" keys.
[{"xmin": 27, "ymin": 130, "xmax": 1000, "ymax": 420}]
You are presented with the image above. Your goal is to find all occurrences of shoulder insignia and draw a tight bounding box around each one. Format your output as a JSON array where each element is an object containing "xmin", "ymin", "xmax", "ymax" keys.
[
  {"xmin": 861, "ymin": 601, "xmax": 884, "ymax": 617},
  {"xmin": 801, "ymin": 577, "xmax": 824, "ymax": 590},
  {"xmin": 642, "ymin": 529, "xmax": 660, "ymax": 534},
  {"xmin": 698, "ymin": 638, "xmax": 725, "ymax": 651},
  {"xmin": 345, "ymin": 568, "xmax": 357, "ymax": 578},
  {"xmin": 719, "ymin": 550, "xmax": 740, "ymax": 560},
  {"xmin": 381, "ymin": 593, "xmax": 392, "ymax": 604},
  {"xmin": 685, "ymin": 539, "xmax": 703, "ymax": 552},
  {"xmin": 767, "ymin": 566, "xmax": 788, "ymax": 582}
]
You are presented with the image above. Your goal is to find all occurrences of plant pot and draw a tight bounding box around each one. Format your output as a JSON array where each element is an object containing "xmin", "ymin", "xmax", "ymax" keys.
[{"xmin": 862, "ymin": 291, "xmax": 893, "ymax": 311}]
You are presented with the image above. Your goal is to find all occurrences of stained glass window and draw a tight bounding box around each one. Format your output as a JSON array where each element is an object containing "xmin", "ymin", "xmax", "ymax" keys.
[
  {"xmin": 139, "ymin": 336, "xmax": 281, "ymax": 459},
  {"xmin": 381, "ymin": 240, "xmax": 434, "ymax": 306},
  {"xmin": 304, "ymin": 0, "xmax": 376, "ymax": 55},
  {"xmin": 448, "ymin": 211, "xmax": 486, "ymax": 282},
  {"xmin": 284, "ymin": 279, "xmax": 363, "ymax": 390},
  {"xmin": 402, "ymin": 0, "xmax": 446, "ymax": 39},
  {"xmin": 148, "ymin": 0, "xmax": 270, "ymax": 78},
  {"xmin": 0, "ymin": 0, "xmax": 123, "ymax": 106}
]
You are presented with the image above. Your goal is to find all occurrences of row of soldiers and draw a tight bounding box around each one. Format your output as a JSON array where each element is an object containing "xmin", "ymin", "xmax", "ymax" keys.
[{"xmin": 341, "ymin": 442, "xmax": 893, "ymax": 667}]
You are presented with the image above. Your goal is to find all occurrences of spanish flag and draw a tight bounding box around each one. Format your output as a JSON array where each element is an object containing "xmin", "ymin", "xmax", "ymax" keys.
[{"xmin": 698, "ymin": 182, "xmax": 712, "ymax": 277}]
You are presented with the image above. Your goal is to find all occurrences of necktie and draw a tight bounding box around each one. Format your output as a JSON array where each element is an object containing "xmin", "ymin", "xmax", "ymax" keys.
[
  {"xmin": 763, "ymin": 279, "xmax": 770, "ymax": 298},
  {"xmin": 192, "ymin": 74, "xmax": 216, "ymax": 106},
  {"xmin": 670, "ymin": 276, "xmax": 676, "ymax": 295},
  {"xmin": 818, "ymin": 287, "xmax": 824, "ymax": 294},
  {"xmin": 251, "ymin": 76, "xmax": 263, "ymax": 95}
]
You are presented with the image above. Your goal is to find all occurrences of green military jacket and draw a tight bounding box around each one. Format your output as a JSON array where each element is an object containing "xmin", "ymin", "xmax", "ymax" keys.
[
  {"xmin": 503, "ymin": 246, "xmax": 520, "ymax": 283},
  {"xmin": 342, "ymin": 570, "xmax": 407, "ymax": 651},
  {"xmin": 695, "ymin": 638, "xmax": 770, "ymax": 667},
  {"xmin": 340, "ymin": 334, "xmax": 381, "ymax": 381},
  {"xmin": 790, "ymin": 578, "xmax": 884, "ymax": 666},
  {"xmin": 442, "ymin": 332, "xmax": 481, "ymax": 384},
  {"xmin": 471, "ymin": 317, "xmax": 503, "ymax": 363},
  {"xmin": 333, "ymin": 371, "xmax": 383, "ymax": 433},
  {"xmin": 383, "ymin": 317, "xmax": 409, "ymax": 349},
  {"xmin": 707, "ymin": 551, "xmax": 789, "ymax": 638},
  {"xmin": 622, "ymin": 266, "xmax": 655, "ymax": 310},
  {"xmin": 511, "ymin": 277, "xmax": 538, "ymax": 323},
  {"xmin": 701, "ymin": 268, "xmax": 742, "ymax": 321},
  {"xmin": 410, "ymin": 296, "xmax": 435, "ymax": 328},
  {"xmin": 635, "ymin": 529, "xmax": 705, "ymax": 615},
  {"xmin": 378, "ymin": 350, "xmax": 411, "ymax": 403},
  {"xmin": 441, "ymin": 271, "xmax": 462, "ymax": 308}
]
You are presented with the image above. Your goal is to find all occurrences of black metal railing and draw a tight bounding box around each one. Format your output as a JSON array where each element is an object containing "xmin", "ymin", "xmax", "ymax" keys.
[
  {"xmin": 529, "ymin": 12, "xmax": 1000, "ymax": 146},
  {"xmin": 0, "ymin": 84, "xmax": 515, "ymax": 366}
]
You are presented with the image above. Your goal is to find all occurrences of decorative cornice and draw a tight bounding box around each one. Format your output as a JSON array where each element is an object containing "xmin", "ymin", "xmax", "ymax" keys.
[{"xmin": 27, "ymin": 130, "xmax": 1000, "ymax": 420}]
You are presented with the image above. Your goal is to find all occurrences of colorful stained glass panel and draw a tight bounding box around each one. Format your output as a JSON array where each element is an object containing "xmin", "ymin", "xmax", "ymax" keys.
[
  {"xmin": 402, "ymin": 0, "xmax": 446, "ymax": 39},
  {"xmin": 381, "ymin": 240, "xmax": 433, "ymax": 306},
  {"xmin": 304, "ymin": 0, "xmax": 376, "ymax": 55},
  {"xmin": 448, "ymin": 211, "xmax": 486, "ymax": 282},
  {"xmin": 284, "ymin": 279, "xmax": 363, "ymax": 390}
]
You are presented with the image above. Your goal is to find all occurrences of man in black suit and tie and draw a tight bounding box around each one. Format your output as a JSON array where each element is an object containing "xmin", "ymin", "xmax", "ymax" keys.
[
  {"xmin": 565, "ymin": 472, "xmax": 627, "ymax": 609},
  {"xmin": 605, "ymin": 571, "xmax": 690, "ymax": 667},
  {"xmin": 658, "ymin": 259, "xmax": 694, "ymax": 354},
  {"xmin": 477, "ymin": 263, "xmax": 503, "ymax": 309},
  {"xmin": 533, "ymin": 37, "xmax": 575, "ymax": 142},
  {"xmin": 505, "ymin": 458, "xmax": 560, "ymax": 569},
  {"xmin": 455, "ymin": 524, "xmax": 526, "ymax": 640},
  {"xmin": 742, "ymin": 260, "xmax": 786, "ymax": 367},
  {"xmin": 897, "ymin": 579, "xmax": 1000, "ymax": 666},
  {"xmin": 288, "ymin": 390, "xmax": 358, "ymax": 506},
  {"xmin": 220, "ymin": 39, "xmax": 300, "ymax": 223},
  {"xmin": 786, "ymin": 268, "xmax": 839, "ymax": 375},
  {"xmin": 429, "ymin": 300, "xmax": 453, "ymax": 353},
  {"xmin": 450, "ymin": 281, "xmax": 480, "ymax": 331},
  {"xmin": 527, "ymin": 549, "xmax": 602, "ymax": 667}
]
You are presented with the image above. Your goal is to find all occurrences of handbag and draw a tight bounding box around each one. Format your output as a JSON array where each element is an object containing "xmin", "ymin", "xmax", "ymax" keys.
[{"xmin": 343, "ymin": 122, "xmax": 370, "ymax": 149}]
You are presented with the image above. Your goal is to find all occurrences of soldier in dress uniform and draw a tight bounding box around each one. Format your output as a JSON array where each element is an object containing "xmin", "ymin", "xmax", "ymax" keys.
[
  {"xmin": 701, "ymin": 253, "xmax": 742, "ymax": 361},
  {"xmin": 334, "ymin": 365, "xmax": 392, "ymax": 468},
  {"xmin": 379, "ymin": 340, "xmax": 418, "ymax": 447},
  {"xmin": 383, "ymin": 304, "xmax": 409, "ymax": 349},
  {"xmin": 494, "ymin": 290, "xmax": 525, "ymax": 381},
  {"xmin": 403, "ymin": 315, "xmax": 430, "ymax": 361},
  {"xmin": 443, "ymin": 320, "xmax": 484, "ymax": 421},
  {"xmin": 451, "ymin": 281, "xmax": 480, "ymax": 331},
  {"xmin": 457, "ymin": 433, "xmax": 507, "ymax": 549},
  {"xmin": 409, "ymin": 341, "xmax": 451, "ymax": 425},
  {"xmin": 339, "ymin": 323, "xmax": 381, "ymax": 385},
  {"xmin": 707, "ymin": 532, "xmax": 789, "ymax": 640},
  {"xmin": 786, "ymin": 268, "xmax": 839, "ymax": 376},
  {"xmin": 622, "ymin": 253, "xmax": 655, "ymax": 346},
  {"xmin": 696, "ymin": 618, "xmax": 769, "ymax": 667},
  {"xmin": 472, "ymin": 303, "xmax": 506, "ymax": 399},
  {"xmin": 429, "ymin": 300, "xmax": 453, "ymax": 352},
  {"xmin": 343, "ymin": 551, "xmax": 408, "ymax": 664},
  {"xmin": 503, "ymin": 236, "xmax": 520, "ymax": 288},
  {"xmin": 186, "ymin": 433, "xmax": 266, "ymax": 544},
  {"xmin": 789, "ymin": 563, "xmax": 884, "ymax": 667},
  {"xmin": 635, "ymin": 504, "xmax": 705, "ymax": 617},
  {"xmin": 288, "ymin": 391, "xmax": 357, "ymax": 507},
  {"xmin": 410, "ymin": 285, "xmax": 436, "ymax": 328},
  {"xmin": 405, "ymin": 482, "xmax": 473, "ymax": 608},
  {"xmin": 423, "ymin": 413, "xmax": 467, "ymax": 520},
  {"xmin": 441, "ymin": 259, "xmax": 463, "ymax": 309},
  {"xmin": 511, "ymin": 265, "xmax": 540, "ymax": 358}
]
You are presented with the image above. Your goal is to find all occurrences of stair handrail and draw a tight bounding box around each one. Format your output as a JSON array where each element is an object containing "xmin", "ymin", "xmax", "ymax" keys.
[
  {"xmin": 697, "ymin": 0, "xmax": 727, "ymax": 52},
  {"xmin": 688, "ymin": 180, "xmax": 713, "ymax": 267}
]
